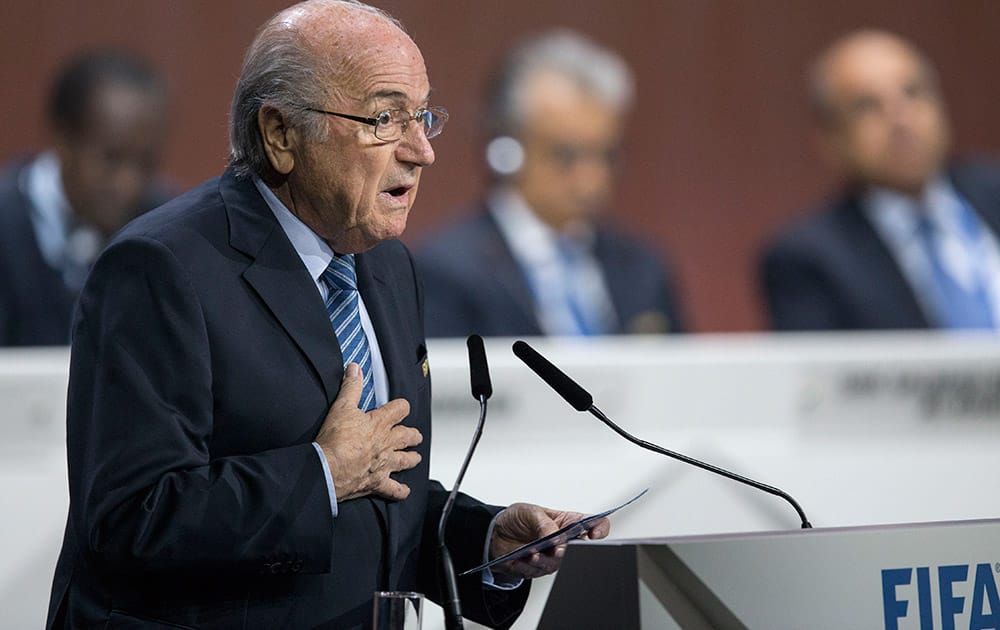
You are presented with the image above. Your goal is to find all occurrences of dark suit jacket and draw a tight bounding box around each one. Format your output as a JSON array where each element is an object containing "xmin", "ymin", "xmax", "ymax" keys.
[
  {"xmin": 0, "ymin": 160, "xmax": 79, "ymax": 346},
  {"xmin": 760, "ymin": 160, "xmax": 1000, "ymax": 331},
  {"xmin": 416, "ymin": 207, "xmax": 685, "ymax": 338},
  {"xmin": 0, "ymin": 157, "xmax": 170, "ymax": 346},
  {"xmin": 46, "ymin": 170, "xmax": 528, "ymax": 629}
]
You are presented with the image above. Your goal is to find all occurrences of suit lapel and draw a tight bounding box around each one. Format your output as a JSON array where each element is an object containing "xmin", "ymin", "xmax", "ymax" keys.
[
  {"xmin": 221, "ymin": 170, "xmax": 344, "ymax": 401},
  {"xmin": 839, "ymin": 199, "xmax": 930, "ymax": 327},
  {"xmin": 593, "ymin": 232, "xmax": 630, "ymax": 333},
  {"xmin": 354, "ymin": 246, "xmax": 403, "ymax": 563},
  {"xmin": 355, "ymin": 248, "xmax": 407, "ymax": 399},
  {"xmin": 950, "ymin": 163, "xmax": 1000, "ymax": 237},
  {"xmin": 480, "ymin": 212, "xmax": 544, "ymax": 333}
]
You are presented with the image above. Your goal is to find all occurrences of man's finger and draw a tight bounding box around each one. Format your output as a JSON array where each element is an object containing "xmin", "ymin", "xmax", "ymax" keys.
[
  {"xmin": 372, "ymin": 397, "xmax": 410, "ymax": 423},
  {"xmin": 533, "ymin": 512, "xmax": 560, "ymax": 539},
  {"xmin": 507, "ymin": 553, "xmax": 560, "ymax": 579},
  {"xmin": 334, "ymin": 362, "xmax": 364, "ymax": 408},
  {"xmin": 586, "ymin": 517, "xmax": 611, "ymax": 540},
  {"xmin": 375, "ymin": 479, "xmax": 411, "ymax": 501},
  {"xmin": 394, "ymin": 450, "xmax": 422, "ymax": 472},
  {"xmin": 390, "ymin": 424, "xmax": 423, "ymax": 449}
]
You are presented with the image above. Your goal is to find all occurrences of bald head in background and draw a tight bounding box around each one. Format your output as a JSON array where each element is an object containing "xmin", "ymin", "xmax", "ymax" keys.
[
  {"xmin": 809, "ymin": 30, "xmax": 951, "ymax": 197},
  {"xmin": 761, "ymin": 29, "xmax": 1000, "ymax": 332}
]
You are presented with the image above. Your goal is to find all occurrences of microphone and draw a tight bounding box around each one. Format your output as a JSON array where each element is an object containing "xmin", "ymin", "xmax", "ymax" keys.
[
  {"xmin": 468, "ymin": 333, "xmax": 493, "ymax": 400},
  {"xmin": 437, "ymin": 335, "xmax": 494, "ymax": 629},
  {"xmin": 511, "ymin": 340, "xmax": 812, "ymax": 529}
]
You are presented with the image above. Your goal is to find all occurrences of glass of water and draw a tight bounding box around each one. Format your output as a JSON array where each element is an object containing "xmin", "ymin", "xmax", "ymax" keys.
[{"xmin": 372, "ymin": 591, "xmax": 423, "ymax": 630}]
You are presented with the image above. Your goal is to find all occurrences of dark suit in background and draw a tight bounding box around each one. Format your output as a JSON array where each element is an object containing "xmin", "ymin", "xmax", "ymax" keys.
[
  {"xmin": 761, "ymin": 160, "xmax": 1000, "ymax": 330},
  {"xmin": 417, "ymin": 207, "xmax": 685, "ymax": 338},
  {"xmin": 0, "ymin": 160, "xmax": 77, "ymax": 346},
  {"xmin": 0, "ymin": 48, "xmax": 169, "ymax": 346},
  {"xmin": 47, "ymin": 171, "xmax": 527, "ymax": 629},
  {"xmin": 0, "ymin": 158, "xmax": 169, "ymax": 346}
]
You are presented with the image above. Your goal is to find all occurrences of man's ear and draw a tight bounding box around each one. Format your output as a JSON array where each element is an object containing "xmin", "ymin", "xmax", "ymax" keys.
[{"xmin": 259, "ymin": 105, "xmax": 297, "ymax": 175}]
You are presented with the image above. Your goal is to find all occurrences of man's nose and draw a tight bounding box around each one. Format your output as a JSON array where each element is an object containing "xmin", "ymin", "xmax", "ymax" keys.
[
  {"xmin": 396, "ymin": 125, "xmax": 436, "ymax": 167},
  {"xmin": 886, "ymin": 89, "xmax": 924, "ymax": 125}
]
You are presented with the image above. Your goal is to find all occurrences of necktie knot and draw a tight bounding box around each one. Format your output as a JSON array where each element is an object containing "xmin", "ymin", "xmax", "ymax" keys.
[{"xmin": 322, "ymin": 254, "xmax": 358, "ymax": 292}]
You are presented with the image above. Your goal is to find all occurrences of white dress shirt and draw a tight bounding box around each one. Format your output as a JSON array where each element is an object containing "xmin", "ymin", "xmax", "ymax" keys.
[
  {"xmin": 23, "ymin": 152, "xmax": 103, "ymax": 290},
  {"xmin": 254, "ymin": 177, "xmax": 390, "ymax": 516},
  {"xmin": 864, "ymin": 177, "xmax": 1000, "ymax": 328},
  {"xmin": 488, "ymin": 187, "xmax": 617, "ymax": 335},
  {"xmin": 254, "ymin": 178, "xmax": 518, "ymax": 588}
]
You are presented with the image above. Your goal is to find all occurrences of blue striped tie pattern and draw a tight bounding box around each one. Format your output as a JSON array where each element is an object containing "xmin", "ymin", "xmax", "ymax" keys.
[
  {"xmin": 555, "ymin": 236, "xmax": 604, "ymax": 336},
  {"xmin": 915, "ymin": 206, "xmax": 995, "ymax": 330},
  {"xmin": 321, "ymin": 254, "xmax": 376, "ymax": 411}
]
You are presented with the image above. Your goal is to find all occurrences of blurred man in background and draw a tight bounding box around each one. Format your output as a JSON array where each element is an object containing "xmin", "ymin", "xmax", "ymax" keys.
[
  {"xmin": 417, "ymin": 30, "xmax": 685, "ymax": 338},
  {"xmin": 761, "ymin": 29, "xmax": 1000, "ymax": 331},
  {"xmin": 0, "ymin": 49, "xmax": 170, "ymax": 346}
]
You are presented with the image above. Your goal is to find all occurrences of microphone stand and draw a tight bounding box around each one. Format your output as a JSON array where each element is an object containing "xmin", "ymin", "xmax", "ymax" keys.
[
  {"xmin": 588, "ymin": 405, "xmax": 812, "ymax": 529},
  {"xmin": 438, "ymin": 335, "xmax": 493, "ymax": 630},
  {"xmin": 511, "ymin": 339, "xmax": 812, "ymax": 530},
  {"xmin": 437, "ymin": 395, "xmax": 487, "ymax": 630}
]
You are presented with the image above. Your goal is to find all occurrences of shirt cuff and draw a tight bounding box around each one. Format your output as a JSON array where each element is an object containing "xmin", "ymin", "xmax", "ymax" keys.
[
  {"xmin": 312, "ymin": 442, "xmax": 338, "ymax": 518},
  {"xmin": 481, "ymin": 509, "xmax": 524, "ymax": 590}
]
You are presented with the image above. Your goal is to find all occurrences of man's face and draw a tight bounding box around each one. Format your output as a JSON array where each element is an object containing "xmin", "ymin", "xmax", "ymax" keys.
[
  {"xmin": 819, "ymin": 35, "xmax": 950, "ymax": 196},
  {"xmin": 514, "ymin": 71, "xmax": 623, "ymax": 231},
  {"xmin": 57, "ymin": 81, "xmax": 167, "ymax": 236},
  {"xmin": 283, "ymin": 26, "xmax": 435, "ymax": 254}
]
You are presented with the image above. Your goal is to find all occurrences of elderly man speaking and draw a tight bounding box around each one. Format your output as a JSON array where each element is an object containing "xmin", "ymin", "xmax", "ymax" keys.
[{"xmin": 45, "ymin": 2, "xmax": 607, "ymax": 628}]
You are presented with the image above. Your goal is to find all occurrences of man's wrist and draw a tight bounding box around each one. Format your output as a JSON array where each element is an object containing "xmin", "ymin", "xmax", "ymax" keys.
[
  {"xmin": 482, "ymin": 509, "xmax": 523, "ymax": 590},
  {"xmin": 311, "ymin": 442, "xmax": 339, "ymax": 518}
]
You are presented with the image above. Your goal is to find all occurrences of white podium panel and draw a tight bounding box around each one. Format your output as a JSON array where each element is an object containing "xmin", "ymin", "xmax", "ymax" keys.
[
  {"xmin": 2, "ymin": 333, "xmax": 999, "ymax": 629},
  {"xmin": 0, "ymin": 348, "xmax": 71, "ymax": 630},
  {"xmin": 424, "ymin": 333, "xmax": 1000, "ymax": 629},
  {"xmin": 538, "ymin": 519, "xmax": 1000, "ymax": 630}
]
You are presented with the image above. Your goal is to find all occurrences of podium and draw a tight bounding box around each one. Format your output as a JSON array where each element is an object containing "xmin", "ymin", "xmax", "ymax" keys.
[{"xmin": 538, "ymin": 519, "xmax": 1000, "ymax": 630}]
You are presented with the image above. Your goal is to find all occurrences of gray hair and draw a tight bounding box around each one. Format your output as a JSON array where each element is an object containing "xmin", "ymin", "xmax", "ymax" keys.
[
  {"xmin": 228, "ymin": 0, "xmax": 402, "ymax": 179},
  {"xmin": 487, "ymin": 29, "xmax": 634, "ymax": 137}
]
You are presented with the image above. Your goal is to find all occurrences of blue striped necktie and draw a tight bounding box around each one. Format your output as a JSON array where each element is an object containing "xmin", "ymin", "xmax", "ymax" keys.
[
  {"xmin": 321, "ymin": 254, "xmax": 376, "ymax": 411},
  {"xmin": 555, "ymin": 236, "xmax": 607, "ymax": 336},
  {"xmin": 915, "ymin": 205, "xmax": 995, "ymax": 330}
]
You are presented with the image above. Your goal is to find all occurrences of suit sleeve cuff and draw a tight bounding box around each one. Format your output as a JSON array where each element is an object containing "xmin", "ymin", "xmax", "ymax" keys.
[
  {"xmin": 481, "ymin": 509, "xmax": 523, "ymax": 590},
  {"xmin": 311, "ymin": 442, "xmax": 338, "ymax": 519}
]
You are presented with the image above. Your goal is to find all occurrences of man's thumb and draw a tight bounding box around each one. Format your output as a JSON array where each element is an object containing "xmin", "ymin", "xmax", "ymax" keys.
[{"xmin": 338, "ymin": 362, "xmax": 364, "ymax": 405}]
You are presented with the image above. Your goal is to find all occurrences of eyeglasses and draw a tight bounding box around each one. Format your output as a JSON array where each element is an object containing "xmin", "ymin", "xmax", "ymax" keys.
[{"xmin": 306, "ymin": 106, "xmax": 449, "ymax": 142}]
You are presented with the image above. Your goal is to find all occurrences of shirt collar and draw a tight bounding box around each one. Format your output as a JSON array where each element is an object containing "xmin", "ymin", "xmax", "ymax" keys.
[
  {"xmin": 23, "ymin": 152, "xmax": 86, "ymax": 268},
  {"xmin": 25, "ymin": 151, "xmax": 72, "ymax": 225},
  {"xmin": 488, "ymin": 186, "xmax": 596, "ymax": 266},
  {"xmin": 253, "ymin": 176, "xmax": 333, "ymax": 284},
  {"xmin": 864, "ymin": 175, "xmax": 963, "ymax": 239}
]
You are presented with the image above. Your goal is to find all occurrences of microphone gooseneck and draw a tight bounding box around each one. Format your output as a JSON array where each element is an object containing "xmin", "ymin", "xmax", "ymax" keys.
[
  {"xmin": 512, "ymin": 340, "xmax": 813, "ymax": 529},
  {"xmin": 437, "ymin": 335, "xmax": 494, "ymax": 629}
]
